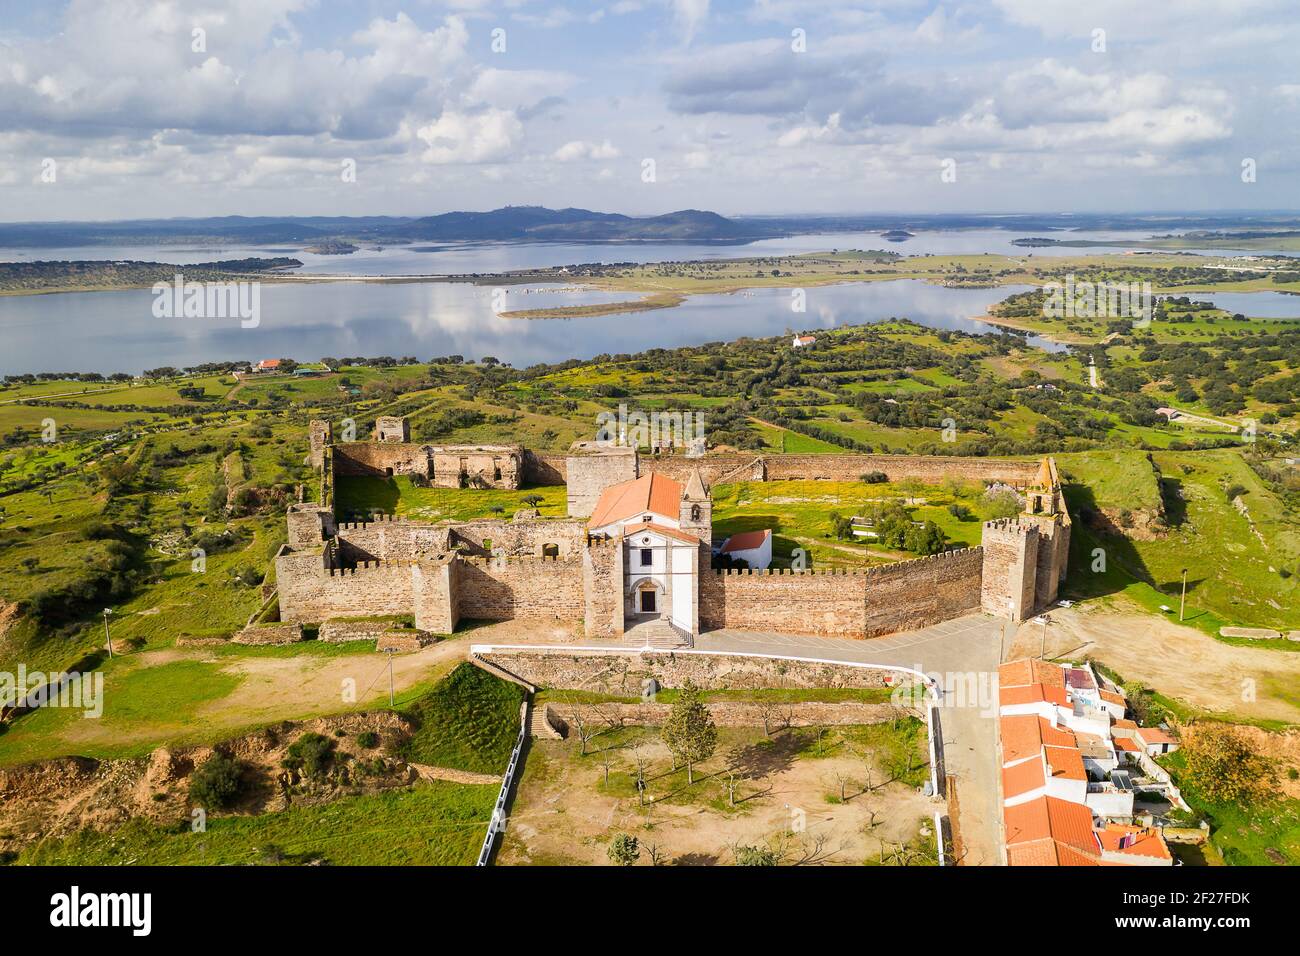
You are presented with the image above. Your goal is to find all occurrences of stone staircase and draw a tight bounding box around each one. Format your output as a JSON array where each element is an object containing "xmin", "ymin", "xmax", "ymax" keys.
[
  {"xmin": 624, "ymin": 617, "xmax": 692, "ymax": 649},
  {"xmin": 529, "ymin": 703, "xmax": 565, "ymax": 739}
]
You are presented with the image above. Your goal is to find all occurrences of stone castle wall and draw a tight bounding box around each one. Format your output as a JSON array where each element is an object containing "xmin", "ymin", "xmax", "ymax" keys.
[
  {"xmin": 455, "ymin": 555, "xmax": 586, "ymax": 622},
  {"xmin": 698, "ymin": 548, "xmax": 984, "ymax": 639},
  {"xmin": 332, "ymin": 442, "xmax": 431, "ymax": 479},
  {"xmin": 476, "ymin": 650, "xmax": 898, "ymax": 695},
  {"xmin": 641, "ymin": 453, "xmax": 1040, "ymax": 487},
  {"xmin": 449, "ymin": 518, "xmax": 588, "ymax": 558}
]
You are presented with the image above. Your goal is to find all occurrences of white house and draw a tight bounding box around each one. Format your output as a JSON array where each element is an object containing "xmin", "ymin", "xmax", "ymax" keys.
[
  {"xmin": 792, "ymin": 334, "xmax": 817, "ymax": 348},
  {"xmin": 587, "ymin": 469, "xmax": 711, "ymax": 638},
  {"xmin": 718, "ymin": 528, "xmax": 772, "ymax": 569}
]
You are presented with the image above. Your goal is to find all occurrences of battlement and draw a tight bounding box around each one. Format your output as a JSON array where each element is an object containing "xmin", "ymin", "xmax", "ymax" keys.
[
  {"xmin": 338, "ymin": 514, "xmax": 403, "ymax": 531},
  {"xmin": 457, "ymin": 553, "xmax": 582, "ymax": 569}
]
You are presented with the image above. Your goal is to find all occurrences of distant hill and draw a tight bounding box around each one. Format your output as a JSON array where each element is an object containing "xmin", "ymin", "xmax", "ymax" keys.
[
  {"xmin": 388, "ymin": 206, "xmax": 780, "ymax": 242},
  {"xmin": 0, "ymin": 207, "xmax": 782, "ymax": 247}
]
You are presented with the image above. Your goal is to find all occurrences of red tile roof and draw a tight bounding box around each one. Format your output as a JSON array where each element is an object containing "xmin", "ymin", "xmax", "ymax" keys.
[
  {"xmin": 999, "ymin": 659, "xmax": 1065, "ymax": 689},
  {"xmin": 1003, "ymin": 758, "xmax": 1046, "ymax": 800},
  {"xmin": 588, "ymin": 473, "xmax": 683, "ymax": 529},
  {"xmin": 720, "ymin": 529, "xmax": 771, "ymax": 553},
  {"xmin": 1000, "ymin": 683, "xmax": 1070, "ymax": 708},
  {"xmin": 1136, "ymin": 726, "xmax": 1179, "ymax": 746},
  {"xmin": 1005, "ymin": 796, "xmax": 1099, "ymax": 855},
  {"xmin": 1007, "ymin": 838, "xmax": 1100, "ymax": 867},
  {"xmin": 1000, "ymin": 715, "xmax": 1076, "ymax": 765},
  {"xmin": 1044, "ymin": 745, "xmax": 1087, "ymax": 782}
]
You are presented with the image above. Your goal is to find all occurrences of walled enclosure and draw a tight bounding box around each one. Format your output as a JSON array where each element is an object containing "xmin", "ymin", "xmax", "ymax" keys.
[{"xmin": 275, "ymin": 421, "xmax": 1067, "ymax": 641}]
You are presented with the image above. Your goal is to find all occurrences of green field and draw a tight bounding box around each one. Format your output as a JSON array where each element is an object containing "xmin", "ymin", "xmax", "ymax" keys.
[
  {"xmin": 399, "ymin": 664, "xmax": 525, "ymax": 774},
  {"xmin": 14, "ymin": 781, "xmax": 495, "ymax": 866}
]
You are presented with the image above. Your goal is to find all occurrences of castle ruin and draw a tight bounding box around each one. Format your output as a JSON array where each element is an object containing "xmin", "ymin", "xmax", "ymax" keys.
[{"xmin": 274, "ymin": 418, "xmax": 1070, "ymax": 644}]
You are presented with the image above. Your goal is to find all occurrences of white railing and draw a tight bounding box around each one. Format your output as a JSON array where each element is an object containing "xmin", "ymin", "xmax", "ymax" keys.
[{"xmin": 475, "ymin": 697, "xmax": 529, "ymax": 867}]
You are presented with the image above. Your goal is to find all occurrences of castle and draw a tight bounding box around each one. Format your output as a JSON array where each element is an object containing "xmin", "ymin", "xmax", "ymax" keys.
[{"xmin": 274, "ymin": 418, "xmax": 1070, "ymax": 644}]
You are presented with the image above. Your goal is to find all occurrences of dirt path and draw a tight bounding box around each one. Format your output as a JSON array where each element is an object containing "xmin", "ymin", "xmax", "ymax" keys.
[{"xmin": 1007, "ymin": 600, "xmax": 1300, "ymax": 724}]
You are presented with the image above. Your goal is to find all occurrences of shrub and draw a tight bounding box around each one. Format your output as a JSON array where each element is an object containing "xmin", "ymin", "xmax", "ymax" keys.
[
  {"xmin": 734, "ymin": 844, "xmax": 780, "ymax": 866},
  {"xmin": 283, "ymin": 733, "xmax": 335, "ymax": 778},
  {"xmin": 357, "ymin": 731, "xmax": 380, "ymax": 749},
  {"xmin": 188, "ymin": 754, "xmax": 243, "ymax": 809},
  {"xmin": 860, "ymin": 471, "xmax": 888, "ymax": 484}
]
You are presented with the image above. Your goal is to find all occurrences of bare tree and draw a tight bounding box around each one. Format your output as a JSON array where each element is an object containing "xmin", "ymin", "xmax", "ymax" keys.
[{"xmin": 568, "ymin": 710, "xmax": 599, "ymax": 756}]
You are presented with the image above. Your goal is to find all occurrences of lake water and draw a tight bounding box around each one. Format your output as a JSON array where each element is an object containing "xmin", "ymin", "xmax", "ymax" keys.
[
  {"xmin": 0, "ymin": 279, "xmax": 1067, "ymax": 376},
  {"xmin": 4, "ymin": 231, "xmax": 1300, "ymax": 375},
  {"xmin": 1, "ymin": 227, "xmax": 1288, "ymax": 277}
]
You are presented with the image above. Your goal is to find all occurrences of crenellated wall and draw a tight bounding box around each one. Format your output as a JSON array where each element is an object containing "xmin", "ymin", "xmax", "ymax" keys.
[
  {"xmin": 455, "ymin": 555, "xmax": 586, "ymax": 622},
  {"xmin": 699, "ymin": 548, "xmax": 984, "ymax": 639}
]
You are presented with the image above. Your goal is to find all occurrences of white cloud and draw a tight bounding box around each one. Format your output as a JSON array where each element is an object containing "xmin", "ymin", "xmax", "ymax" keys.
[
  {"xmin": 553, "ymin": 139, "xmax": 621, "ymax": 161},
  {"xmin": 417, "ymin": 109, "xmax": 524, "ymax": 164}
]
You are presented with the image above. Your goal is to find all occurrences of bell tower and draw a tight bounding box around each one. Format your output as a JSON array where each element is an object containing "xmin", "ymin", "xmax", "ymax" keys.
[{"xmin": 679, "ymin": 467, "xmax": 712, "ymax": 545}]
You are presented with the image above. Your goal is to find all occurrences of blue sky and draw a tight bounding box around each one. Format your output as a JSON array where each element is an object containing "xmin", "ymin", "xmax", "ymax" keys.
[{"xmin": 1, "ymin": 0, "xmax": 1298, "ymax": 219}]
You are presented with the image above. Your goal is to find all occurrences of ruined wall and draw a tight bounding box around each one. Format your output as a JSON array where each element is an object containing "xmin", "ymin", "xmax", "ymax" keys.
[
  {"xmin": 564, "ymin": 446, "xmax": 638, "ymax": 517},
  {"xmin": 332, "ymin": 443, "xmax": 431, "ymax": 478},
  {"xmin": 699, "ymin": 548, "xmax": 983, "ymax": 639},
  {"xmin": 449, "ymin": 518, "xmax": 587, "ymax": 558},
  {"xmin": 335, "ymin": 518, "xmax": 452, "ymax": 563},
  {"xmin": 430, "ymin": 448, "xmax": 521, "ymax": 490},
  {"xmin": 455, "ymin": 556, "xmax": 586, "ymax": 623},
  {"xmin": 522, "ymin": 450, "xmax": 567, "ymax": 486},
  {"xmin": 477, "ymin": 650, "xmax": 897, "ymax": 694},
  {"xmin": 286, "ymin": 505, "xmax": 335, "ymax": 549},
  {"xmin": 642, "ymin": 453, "xmax": 1040, "ymax": 487}
]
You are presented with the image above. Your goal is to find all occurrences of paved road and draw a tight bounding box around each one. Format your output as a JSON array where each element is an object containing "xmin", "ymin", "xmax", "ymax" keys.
[{"xmin": 478, "ymin": 612, "xmax": 1010, "ymax": 865}]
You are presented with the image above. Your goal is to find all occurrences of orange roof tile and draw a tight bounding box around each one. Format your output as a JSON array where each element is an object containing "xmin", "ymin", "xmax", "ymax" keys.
[
  {"xmin": 1044, "ymin": 745, "xmax": 1087, "ymax": 782},
  {"xmin": 999, "ymin": 659, "xmax": 1065, "ymax": 689},
  {"xmin": 1003, "ymin": 758, "xmax": 1046, "ymax": 800},
  {"xmin": 1007, "ymin": 838, "xmax": 1100, "ymax": 867},
  {"xmin": 588, "ymin": 473, "xmax": 683, "ymax": 529},
  {"xmin": 1000, "ymin": 715, "xmax": 1076, "ymax": 764},
  {"xmin": 1000, "ymin": 683, "xmax": 1070, "ymax": 708},
  {"xmin": 1136, "ymin": 726, "xmax": 1179, "ymax": 746},
  {"xmin": 1099, "ymin": 690, "xmax": 1127, "ymax": 707},
  {"xmin": 1005, "ymin": 796, "xmax": 1099, "ymax": 854},
  {"xmin": 720, "ymin": 529, "xmax": 771, "ymax": 553},
  {"xmin": 1113, "ymin": 736, "xmax": 1142, "ymax": 753}
]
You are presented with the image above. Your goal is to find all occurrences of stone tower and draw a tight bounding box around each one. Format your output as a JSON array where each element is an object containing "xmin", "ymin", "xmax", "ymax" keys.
[
  {"xmin": 309, "ymin": 420, "xmax": 333, "ymax": 469},
  {"xmin": 979, "ymin": 457, "xmax": 1070, "ymax": 621},
  {"xmin": 375, "ymin": 416, "xmax": 410, "ymax": 443},
  {"xmin": 679, "ymin": 467, "xmax": 712, "ymax": 545}
]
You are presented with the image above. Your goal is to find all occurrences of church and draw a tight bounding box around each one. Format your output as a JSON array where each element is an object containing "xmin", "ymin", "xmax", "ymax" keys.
[{"xmin": 585, "ymin": 469, "xmax": 711, "ymax": 641}]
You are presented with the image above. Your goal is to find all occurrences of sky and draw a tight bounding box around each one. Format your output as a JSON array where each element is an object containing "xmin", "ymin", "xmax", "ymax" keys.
[{"xmin": 1, "ymin": 0, "xmax": 1299, "ymax": 220}]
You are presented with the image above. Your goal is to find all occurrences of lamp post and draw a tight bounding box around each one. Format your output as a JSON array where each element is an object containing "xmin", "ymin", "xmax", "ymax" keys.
[
  {"xmin": 1039, "ymin": 614, "xmax": 1050, "ymax": 660},
  {"xmin": 1179, "ymin": 568, "xmax": 1189, "ymax": 622},
  {"xmin": 103, "ymin": 607, "xmax": 114, "ymax": 659}
]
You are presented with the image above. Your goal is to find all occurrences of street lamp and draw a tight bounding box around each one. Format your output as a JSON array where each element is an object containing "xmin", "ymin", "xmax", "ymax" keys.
[
  {"xmin": 1179, "ymin": 569, "xmax": 1189, "ymax": 622},
  {"xmin": 103, "ymin": 608, "xmax": 114, "ymax": 659}
]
